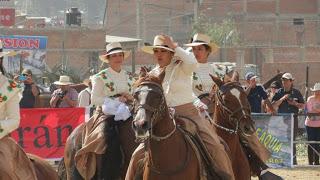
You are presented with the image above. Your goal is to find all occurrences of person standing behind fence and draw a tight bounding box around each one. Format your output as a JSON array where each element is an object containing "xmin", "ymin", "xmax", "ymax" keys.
[
  {"xmin": 78, "ymin": 78, "xmax": 92, "ymax": 107},
  {"xmin": 272, "ymin": 72, "xmax": 305, "ymax": 165},
  {"xmin": 18, "ymin": 69, "xmax": 40, "ymax": 108},
  {"xmin": 244, "ymin": 72, "xmax": 275, "ymax": 114},
  {"xmin": 305, "ymin": 82, "xmax": 320, "ymax": 165},
  {"xmin": 50, "ymin": 75, "xmax": 78, "ymax": 108}
]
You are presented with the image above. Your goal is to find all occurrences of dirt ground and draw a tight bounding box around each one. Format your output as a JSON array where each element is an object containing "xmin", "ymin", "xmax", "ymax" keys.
[{"xmin": 251, "ymin": 167, "xmax": 320, "ymax": 180}]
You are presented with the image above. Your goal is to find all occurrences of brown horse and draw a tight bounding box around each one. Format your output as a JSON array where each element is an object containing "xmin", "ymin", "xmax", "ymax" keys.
[
  {"xmin": 27, "ymin": 153, "xmax": 59, "ymax": 180},
  {"xmin": 209, "ymin": 74, "xmax": 255, "ymax": 180},
  {"xmin": 0, "ymin": 154, "xmax": 58, "ymax": 180},
  {"xmin": 131, "ymin": 73, "xmax": 207, "ymax": 180},
  {"xmin": 0, "ymin": 138, "xmax": 58, "ymax": 180},
  {"xmin": 58, "ymin": 110, "xmax": 138, "ymax": 180}
]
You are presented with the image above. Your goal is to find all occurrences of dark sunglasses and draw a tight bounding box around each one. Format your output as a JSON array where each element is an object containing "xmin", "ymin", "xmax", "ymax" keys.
[{"xmin": 22, "ymin": 74, "xmax": 30, "ymax": 76}]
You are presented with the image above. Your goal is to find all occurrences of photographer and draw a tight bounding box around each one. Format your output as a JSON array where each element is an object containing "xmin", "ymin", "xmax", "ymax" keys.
[
  {"xmin": 17, "ymin": 69, "xmax": 40, "ymax": 108},
  {"xmin": 272, "ymin": 72, "xmax": 305, "ymax": 165},
  {"xmin": 50, "ymin": 75, "xmax": 78, "ymax": 108}
]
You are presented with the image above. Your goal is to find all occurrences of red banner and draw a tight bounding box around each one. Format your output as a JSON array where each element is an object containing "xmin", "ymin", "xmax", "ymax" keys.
[
  {"xmin": 0, "ymin": 8, "xmax": 15, "ymax": 26},
  {"xmin": 10, "ymin": 108, "xmax": 85, "ymax": 159}
]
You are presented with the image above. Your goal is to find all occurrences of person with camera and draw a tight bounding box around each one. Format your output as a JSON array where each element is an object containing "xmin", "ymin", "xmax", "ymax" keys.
[
  {"xmin": 244, "ymin": 72, "xmax": 276, "ymax": 114},
  {"xmin": 272, "ymin": 72, "xmax": 305, "ymax": 165},
  {"xmin": 50, "ymin": 75, "xmax": 78, "ymax": 108},
  {"xmin": 17, "ymin": 69, "xmax": 40, "ymax": 108}
]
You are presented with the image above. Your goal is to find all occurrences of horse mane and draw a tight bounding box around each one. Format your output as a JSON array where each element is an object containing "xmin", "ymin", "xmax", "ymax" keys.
[{"xmin": 133, "ymin": 74, "xmax": 163, "ymax": 88}]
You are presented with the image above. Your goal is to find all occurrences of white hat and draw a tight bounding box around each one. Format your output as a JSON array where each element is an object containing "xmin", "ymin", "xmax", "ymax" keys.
[
  {"xmin": 184, "ymin": 33, "xmax": 219, "ymax": 53},
  {"xmin": 141, "ymin": 35, "xmax": 175, "ymax": 54},
  {"xmin": 281, "ymin": 73, "xmax": 294, "ymax": 80},
  {"xmin": 311, "ymin": 82, "xmax": 320, "ymax": 92},
  {"xmin": 99, "ymin": 42, "xmax": 130, "ymax": 63},
  {"xmin": 54, "ymin": 75, "xmax": 74, "ymax": 85}
]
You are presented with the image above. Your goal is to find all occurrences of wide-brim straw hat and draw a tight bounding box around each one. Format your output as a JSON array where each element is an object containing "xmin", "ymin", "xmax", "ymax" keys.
[
  {"xmin": 310, "ymin": 82, "xmax": 320, "ymax": 91},
  {"xmin": 54, "ymin": 75, "xmax": 74, "ymax": 85},
  {"xmin": 82, "ymin": 78, "xmax": 91, "ymax": 87},
  {"xmin": 99, "ymin": 42, "xmax": 130, "ymax": 63},
  {"xmin": 141, "ymin": 35, "xmax": 175, "ymax": 54},
  {"xmin": 184, "ymin": 33, "xmax": 219, "ymax": 53}
]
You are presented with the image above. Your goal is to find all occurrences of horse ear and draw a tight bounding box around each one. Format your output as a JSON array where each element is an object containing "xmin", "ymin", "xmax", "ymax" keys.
[
  {"xmin": 230, "ymin": 71, "xmax": 239, "ymax": 82},
  {"xmin": 139, "ymin": 66, "xmax": 148, "ymax": 78},
  {"xmin": 209, "ymin": 74, "xmax": 223, "ymax": 87},
  {"xmin": 158, "ymin": 68, "xmax": 166, "ymax": 84}
]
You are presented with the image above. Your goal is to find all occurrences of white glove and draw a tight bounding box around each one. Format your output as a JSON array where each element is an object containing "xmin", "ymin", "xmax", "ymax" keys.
[
  {"xmin": 102, "ymin": 97, "xmax": 121, "ymax": 115},
  {"xmin": 193, "ymin": 98, "xmax": 208, "ymax": 111},
  {"xmin": 114, "ymin": 103, "xmax": 131, "ymax": 121}
]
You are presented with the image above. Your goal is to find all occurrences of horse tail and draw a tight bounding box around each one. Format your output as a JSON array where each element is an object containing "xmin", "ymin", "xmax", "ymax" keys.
[
  {"xmin": 27, "ymin": 153, "xmax": 59, "ymax": 180},
  {"xmin": 99, "ymin": 115, "xmax": 123, "ymax": 180}
]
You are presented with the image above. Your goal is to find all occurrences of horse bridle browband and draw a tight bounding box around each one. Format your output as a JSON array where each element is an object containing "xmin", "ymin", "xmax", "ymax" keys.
[
  {"xmin": 133, "ymin": 81, "xmax": 177, "ymax": 142},
  {"xmin": 212, "ymin": 83, "xmax": 251, "ymax": 134}
]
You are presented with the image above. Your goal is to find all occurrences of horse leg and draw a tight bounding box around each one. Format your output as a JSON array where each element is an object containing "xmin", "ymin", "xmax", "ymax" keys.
[{"xmin": 125, "ymin": 144, "xmax": 145, "ymax": 180}]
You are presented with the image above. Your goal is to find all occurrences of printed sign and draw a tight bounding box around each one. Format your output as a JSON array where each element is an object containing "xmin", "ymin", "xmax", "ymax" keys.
[
  {"xmin": 0, "ymin": 35, "xmax": 49, "ymax": 75},
  {"xmin": 0, "ymin": 8, "xmax": 15, "ymax": 26},
  {"xmin": 11, "ymin": 108, "xmax": 86, "ymax": 159},
  {"xmin": 253, "ymin": 113, "xmax": 293, "ymax": 168}
]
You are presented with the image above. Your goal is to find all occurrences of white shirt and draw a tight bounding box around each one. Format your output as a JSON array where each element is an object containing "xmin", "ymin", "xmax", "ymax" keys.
[
  {"xmin": 193, "ymin": 63, "xmax": 215, "ymax": 96},
  {"xmin": 150, "ymin": 47, "xmax": 197, "ymax": 107},
  {"xmin": 78, "ymin": 87, "xmax": 92, "ymax": 107},
  {"xmin": 91, "ymin": 68, "xmax": 133, "ymax": 106},
  {"xmin": 0, "ymin": 73, "xmax": 21, "ymax": 139}
]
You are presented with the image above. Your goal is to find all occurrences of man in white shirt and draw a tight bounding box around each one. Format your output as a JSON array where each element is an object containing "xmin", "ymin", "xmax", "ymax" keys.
[{"xmin": 78, "ymin": 78, "xmax": 92, "ymax": 107}]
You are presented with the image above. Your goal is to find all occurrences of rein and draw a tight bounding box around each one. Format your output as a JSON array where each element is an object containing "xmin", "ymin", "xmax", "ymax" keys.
[
  {"xmin": 134, "ymin": 81, "xmax": 190, "ymax": 176},
  {"xmin": 212, "ymin": 83, "xmax": 251, "ymax": 134},
  {"xmin": 133, "ymin": 81, "xmax": 177, "ymax": 142}
]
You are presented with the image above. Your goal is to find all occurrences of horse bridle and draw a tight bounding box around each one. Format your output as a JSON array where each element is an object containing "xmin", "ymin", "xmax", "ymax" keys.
[
  {"xmin": 213, "ymin": 83, "xmax": 251, "ymax": 134},
  {"xmin": 133, "ymin": 81, "xmax": 177, "ymax": 142}
]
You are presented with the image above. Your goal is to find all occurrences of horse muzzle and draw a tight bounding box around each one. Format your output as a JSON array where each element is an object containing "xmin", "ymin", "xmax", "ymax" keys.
[{"xmin": 132, "ymin": 118, "xmax": 151, "ymax": 141}]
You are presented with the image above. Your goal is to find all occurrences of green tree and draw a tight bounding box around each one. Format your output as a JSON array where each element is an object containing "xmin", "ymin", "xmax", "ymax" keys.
[{"xmin": 192, "ymin": 14, "xmax": 240, "ymax": 47}]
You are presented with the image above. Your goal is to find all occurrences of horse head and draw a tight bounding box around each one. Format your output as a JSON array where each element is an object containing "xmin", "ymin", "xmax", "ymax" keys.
[
  {"xmin": 132, "ymin": 70, "xmax": 169, "ymax": 141},
  {"xmin": 210, "ymin": 72, "xmax": 255, "ymax": 136}
]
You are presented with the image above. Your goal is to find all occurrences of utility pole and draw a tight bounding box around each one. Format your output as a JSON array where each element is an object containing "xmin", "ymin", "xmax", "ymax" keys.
[
  {"xmin": 103, "ymin": 0, "xmax": 108, "ymax": 28},
  {"xmin": 193, "ymin": 0, "xmax": 200, "ymax": 22},
  {"xmin": 136, "ymin": 0, "xmax": 144, "ymax": 46}
]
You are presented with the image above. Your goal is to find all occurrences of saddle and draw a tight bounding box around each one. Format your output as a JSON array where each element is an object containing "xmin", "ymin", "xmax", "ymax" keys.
[{"xmin": 175, "ymin": 115, "xmax": 224, "ymax": 180}]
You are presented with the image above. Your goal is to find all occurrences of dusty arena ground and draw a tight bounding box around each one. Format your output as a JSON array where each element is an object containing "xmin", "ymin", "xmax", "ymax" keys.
[{"xmin": 251, "ymin": 167, "xmax": 320, "ymax": 180}]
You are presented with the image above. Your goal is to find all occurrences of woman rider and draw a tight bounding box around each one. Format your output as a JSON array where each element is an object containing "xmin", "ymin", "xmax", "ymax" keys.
[
  {"xmin": 126, "ymin": 34, "xmax": 234, "ymax": 180},
  {"xmin": 74, "ymin": 42, "xmax": 134, "ymax": 179},
  {"xmin": 0, "ymin": 40, "xmax": 37, "ymax": 179}
]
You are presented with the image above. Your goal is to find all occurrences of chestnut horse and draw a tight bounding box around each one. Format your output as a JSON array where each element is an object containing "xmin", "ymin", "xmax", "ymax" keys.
[
  {"xmin": 209, "ymin": 74, "xmax": 255, "ymax": 180},
  {"xmin": 131, "ymin": 74, "xmax": 208, "ymax": 180},
  {"xmin": 28, "ymin": 153, "xmax": 59, "ymax": 180},
  {"xmin": 0, "ymin": 153, "xmax": 58, "ymax": 180},
  {"xmin": 58, "ymin": 113, "xmax": 138, "ymax": 179}
]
